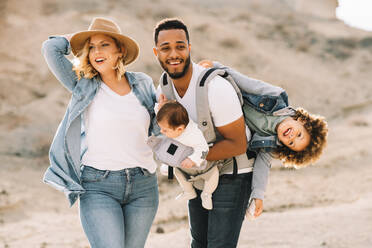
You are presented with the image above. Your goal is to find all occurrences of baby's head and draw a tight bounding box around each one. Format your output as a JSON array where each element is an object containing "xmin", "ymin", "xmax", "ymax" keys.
[
  {"xmin": 274, "ymin": 108, "xmax": 328, "ymax": 167},
  {"xmin": 156, "ymin": 101, "xmax": 189, "ymax": 138}
]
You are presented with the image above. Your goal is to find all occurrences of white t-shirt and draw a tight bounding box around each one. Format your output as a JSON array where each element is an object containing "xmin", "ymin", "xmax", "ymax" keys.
[
  {"xmin": 156, "ymin": 63, "xmax": 252, "ymax": 173},
  {"xmin": 156, "ymin": 63, "xmax": 243, "ymax": 127},
  {"xmin": 82, "ymin": 83, "xmax": 157, "ymax": 173}
]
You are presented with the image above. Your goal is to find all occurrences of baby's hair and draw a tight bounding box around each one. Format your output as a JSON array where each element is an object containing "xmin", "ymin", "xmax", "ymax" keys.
[
  {"xmin": 273, "ymin": 108, "xmax": 328, "ymax": 167},
  {"xmin": 156, "ymin": 101, "xmax": 189, "ymax": 129}
]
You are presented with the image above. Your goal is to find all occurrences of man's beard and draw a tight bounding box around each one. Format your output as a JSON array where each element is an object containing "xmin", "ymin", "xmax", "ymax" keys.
[{"xmin": 160, "ymin": 55, "xmax": 191, "ymax": 79}]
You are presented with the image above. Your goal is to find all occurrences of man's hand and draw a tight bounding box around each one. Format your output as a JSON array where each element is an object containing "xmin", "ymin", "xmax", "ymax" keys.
[
  {"xmin": 198, "ymin": 60, "xmax": 213, "ymax": 68},
  {"xmin": 181, "ymin": 158, "xmax": 196, "ymax": 169}
]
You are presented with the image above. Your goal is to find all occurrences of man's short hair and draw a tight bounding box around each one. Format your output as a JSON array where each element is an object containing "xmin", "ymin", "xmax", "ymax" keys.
[
  {"xmin": 273, "ymin": 108, "xmax": 328, "ymax": 167},
  {"xmin": 153, "ymin": 18, "xmax": 189, "ymax": 45},
  {"xmin": 156, "ymin": 101, "xmax": 189, "ymax": 129}
]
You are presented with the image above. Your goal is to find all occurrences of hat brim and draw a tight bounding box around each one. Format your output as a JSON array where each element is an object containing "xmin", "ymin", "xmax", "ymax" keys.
[{"xmin": 70, "ymin": 30, "xmax": 139, "ymax": 66}]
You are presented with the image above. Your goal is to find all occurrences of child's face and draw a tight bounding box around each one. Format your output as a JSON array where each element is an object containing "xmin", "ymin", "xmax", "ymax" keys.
[
  {"xmin": 277, "ymin": 117, "xmax": 310, "ymax": 152},
  {"xmin": 158, "ymin": 120, "xmax": 185, "ymax": 139}
]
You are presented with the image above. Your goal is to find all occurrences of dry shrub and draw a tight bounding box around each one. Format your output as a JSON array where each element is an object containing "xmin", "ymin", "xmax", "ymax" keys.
[
  {"xmin": 219, "ymin": 38, "xmax": 240, "ymax": 49},
  {"xmin": 194, "ymin": 23, "xmax": 209, "ymax": 33},
  {"xmin": 230, "ymin": 13, "xmax": 251, "ymax": 23},
  {"xmin": 152, "ymin": 9, "xmax": 176, "ymax": 20}
]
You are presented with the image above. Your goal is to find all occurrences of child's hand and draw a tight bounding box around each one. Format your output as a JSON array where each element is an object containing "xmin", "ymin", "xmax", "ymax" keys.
[
  {"xmin": 198, "ymin": 60, "xmax": 213, "ymax": 68},
  {"xmin": 245, "ymin": 198, "xmax": 263, "ymax": 220},
  {"xmin": 181, "ymin": 158, "xmax": 196, "ymax": 169},
  {"xmin": 254, "ymin": 198, "xmax": 263, "ymax": 217}
]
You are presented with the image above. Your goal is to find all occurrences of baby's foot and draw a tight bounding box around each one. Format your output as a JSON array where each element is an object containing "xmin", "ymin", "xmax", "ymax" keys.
[
  {"xmin": 176, "ymin": 191, "xmax": 197, "ymax": 201},
  {"xmin": 201, "ymin": 192, "xmax": 213, "ymax": 210}
]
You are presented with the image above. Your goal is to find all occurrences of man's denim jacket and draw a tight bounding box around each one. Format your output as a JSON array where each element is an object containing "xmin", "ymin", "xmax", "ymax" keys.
[
  {"xmin": 214, "ymin": 62, "xmax": 295, "ymax": 200},
  {"xmin": 41, "ymin": 36, "xmax": 160, "ymax": 206}
]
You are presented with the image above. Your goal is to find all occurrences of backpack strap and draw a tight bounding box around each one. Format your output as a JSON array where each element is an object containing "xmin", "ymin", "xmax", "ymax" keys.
[
  {"xmin": 196, "ymin": 68, "xmax": 245, "ymax": 178},
  {"xmin": 196, "ymin": 68, "xmax": 244, "ymax": 143},
  {"xmin": 159, "ymin": 72, "xmax": 176, "ymax": 179},
  {"xmin": 159, "ymin": 72, "xmax": 177, "ymax": 101}
]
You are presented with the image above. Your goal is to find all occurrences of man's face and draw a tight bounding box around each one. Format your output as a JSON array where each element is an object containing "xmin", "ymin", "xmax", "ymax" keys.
[{"xmin": 153, "ymin": 29, "xmax": 191, "ymax": 79}]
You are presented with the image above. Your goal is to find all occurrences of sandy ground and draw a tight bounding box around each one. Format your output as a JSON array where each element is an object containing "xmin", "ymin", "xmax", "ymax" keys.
[{"xmin": 1, "ymin": 0, "xmax": 372, "ymax": 247}]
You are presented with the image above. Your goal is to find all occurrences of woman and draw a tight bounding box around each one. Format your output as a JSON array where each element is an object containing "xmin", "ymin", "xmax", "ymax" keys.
[{"xmin": 42, "ymin": 17, "xmax": 160, "ymax": 248}]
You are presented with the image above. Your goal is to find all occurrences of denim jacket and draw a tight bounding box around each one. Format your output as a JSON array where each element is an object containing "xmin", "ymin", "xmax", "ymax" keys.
[
  {"xmin": 213, "ymin": 62, "xmax": 295, "ymax": 200},
  {"xmin": 41, "ymin": 36, "xmax": 160, "ymax": 206}
]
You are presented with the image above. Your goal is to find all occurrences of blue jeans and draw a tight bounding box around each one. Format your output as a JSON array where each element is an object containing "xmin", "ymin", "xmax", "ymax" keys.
[
  {"xmin": 188, "ymin": 172, "xmax": 252, "ymax": 248},
  {"xmin": 79, "ymin": 166, "xmax": 159, "ymax": 248}
]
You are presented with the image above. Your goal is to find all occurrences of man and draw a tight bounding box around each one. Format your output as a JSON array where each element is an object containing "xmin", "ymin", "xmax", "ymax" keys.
[{"xmin": 153, "ymin": 18, "xmax": 261, "ymax": 248}]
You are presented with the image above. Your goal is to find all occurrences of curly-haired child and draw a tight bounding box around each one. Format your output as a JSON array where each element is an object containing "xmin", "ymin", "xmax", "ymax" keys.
[{"xmin": 199, "ymin": 60, "xmax": 328, "ymax": 219}]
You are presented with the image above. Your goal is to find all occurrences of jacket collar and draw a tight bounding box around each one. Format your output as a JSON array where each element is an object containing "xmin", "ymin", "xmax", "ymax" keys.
[{"xmin": 125, "ymin": 71, "xmax": 138, "ymax": 86}]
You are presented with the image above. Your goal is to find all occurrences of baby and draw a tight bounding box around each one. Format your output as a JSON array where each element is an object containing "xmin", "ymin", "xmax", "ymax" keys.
[{"xmin": 155, "ymin": 101, "xmax": 218, "ymax": 210}]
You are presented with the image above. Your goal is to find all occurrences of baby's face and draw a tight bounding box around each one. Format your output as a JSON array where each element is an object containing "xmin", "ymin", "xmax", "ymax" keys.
[
  {"xmin": 158, "ymin": 120, "xmax": 185, "ymax": 139},
  {"xmin": 277, "ymin": 117, "xmax": 310, "ymax": 152}
]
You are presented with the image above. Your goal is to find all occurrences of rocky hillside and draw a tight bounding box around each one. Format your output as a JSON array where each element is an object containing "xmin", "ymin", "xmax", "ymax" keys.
[{"xmin": 1, "ymin": 0, "xmax": 371, "ymax": 160}]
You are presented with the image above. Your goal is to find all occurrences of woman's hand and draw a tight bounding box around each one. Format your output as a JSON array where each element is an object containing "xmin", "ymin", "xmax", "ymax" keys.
[
  {"xmin": 61, "ymin": 33, "xmax": 74, "ymax": 42},
  {"xmin": 198, "ymin": 60, "xmax": 214, "ymax": 68},
  {"xmin": 158, "ymin": 94, "xmax": 168, "ymax": 110}
]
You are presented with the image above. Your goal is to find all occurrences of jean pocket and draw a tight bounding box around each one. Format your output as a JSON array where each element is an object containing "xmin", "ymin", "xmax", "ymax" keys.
[
  {"xmin": 212, "ymin": 177, "xmax": 243, "ymax": 209},
  {"xmin": 81, "ymin": 167, "xmax": 108, "ymax": 183}
]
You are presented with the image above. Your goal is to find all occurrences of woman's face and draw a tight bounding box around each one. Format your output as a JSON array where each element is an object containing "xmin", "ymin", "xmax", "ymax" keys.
[
  {"xmin": 276, "ymin": 117, "xmax": 310, "ymax": 152},
  {"xmin": 88, "ymin": 34, "xmax": 123, "ymax": 75}
]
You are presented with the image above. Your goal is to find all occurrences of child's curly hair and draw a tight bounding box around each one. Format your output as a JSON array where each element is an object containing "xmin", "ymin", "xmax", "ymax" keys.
[{"xmin": 272, "ymin": 108, "xmax": 328, "ymax": 167}]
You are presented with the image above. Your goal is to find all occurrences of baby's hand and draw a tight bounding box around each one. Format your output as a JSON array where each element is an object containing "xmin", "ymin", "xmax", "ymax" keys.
[
  {"xmin": 181, "ymin": 158, "xmax": 196, "ymax": 169},
  {"xmin": 198, "ymin": 60, "xmax": 213, "ymax": 68}
]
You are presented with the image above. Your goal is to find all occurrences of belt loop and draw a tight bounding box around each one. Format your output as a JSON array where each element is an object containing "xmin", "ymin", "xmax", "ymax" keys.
[
  {"xmin": 103, "ymin": 170, "xmax": 110, "ymax": 178},
  {"xmin": 141, "ymin": 168, "xmax": 150, "ymax": 176}
]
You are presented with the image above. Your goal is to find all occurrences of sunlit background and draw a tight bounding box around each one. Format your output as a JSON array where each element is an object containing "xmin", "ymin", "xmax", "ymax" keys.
[{"xmin": 336, "ymin": 0, "xmax": 372, "ymax": 31}]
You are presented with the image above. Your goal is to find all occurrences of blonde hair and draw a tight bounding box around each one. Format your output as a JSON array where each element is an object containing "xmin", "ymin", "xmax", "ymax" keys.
[
  {"xmin": 272, "ymin": 108, "xmax": 328, "ymax": 167},
  {"xmin": 73, "ymin": 36, "xmax": 126, "ymax": 81}
]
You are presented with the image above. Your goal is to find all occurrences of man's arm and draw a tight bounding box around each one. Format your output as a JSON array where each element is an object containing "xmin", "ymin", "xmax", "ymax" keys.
[{"xmin": 206, "ymin": 115, "xmax": 247, "ymax": 161}]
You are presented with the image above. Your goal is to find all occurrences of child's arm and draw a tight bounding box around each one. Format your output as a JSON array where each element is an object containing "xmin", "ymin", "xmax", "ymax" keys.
[
  {"xmin": 178, "ymin": 122, "xmax": 209, "ymax": 168},
  {"xmin": 183, "ymin": 136, "xmax": 209, "ymax": 168},
  {"xmin": 246, "ymin": 150, "xmax": 272, "ymax": 219},
  {"xmin": 251, "ymin": 150, "xmax": 272, "ymax": 201}
]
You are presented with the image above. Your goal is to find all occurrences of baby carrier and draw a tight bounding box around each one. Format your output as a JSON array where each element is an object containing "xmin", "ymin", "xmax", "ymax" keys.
[{"xmin": 157, "ymin": 66, "xmax": 287, "ymax": 179}]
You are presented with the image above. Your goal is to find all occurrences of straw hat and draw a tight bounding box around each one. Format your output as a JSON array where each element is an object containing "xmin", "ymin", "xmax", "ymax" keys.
[{"xmin": 70, "ymin": 17, "xmax": 139, "ymax": 65}]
